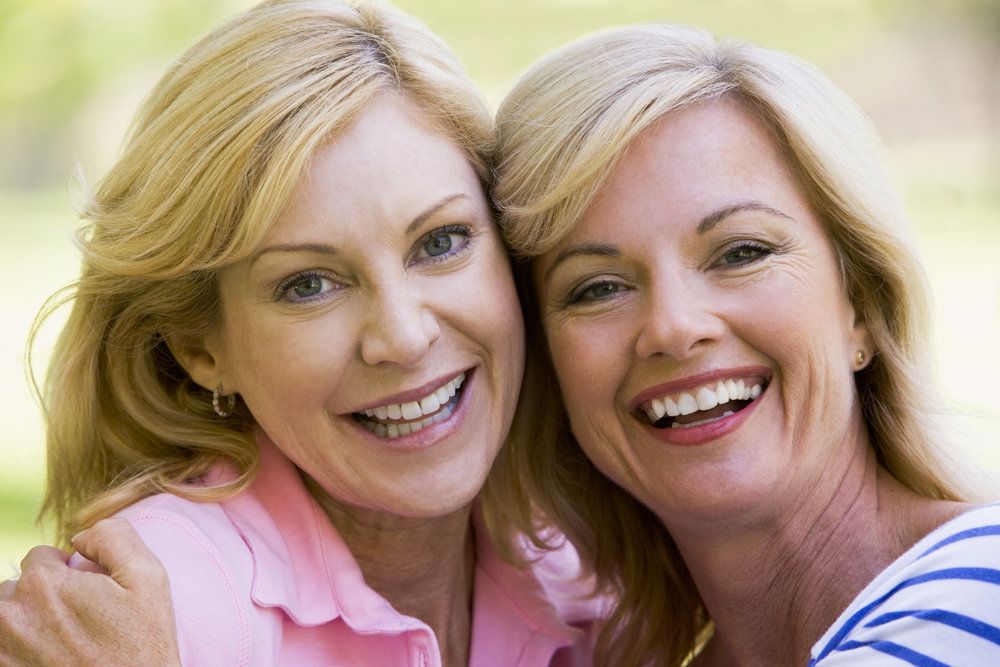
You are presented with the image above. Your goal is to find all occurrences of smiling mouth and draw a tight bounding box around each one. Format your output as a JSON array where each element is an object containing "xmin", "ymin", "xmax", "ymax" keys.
[
  {"xmin": 353, "ymin": 372, "xmax": 467, "ymax": 438},
  {"xmin": 637, "ymin": 376, "xmax": 768, "ymax": 429}
]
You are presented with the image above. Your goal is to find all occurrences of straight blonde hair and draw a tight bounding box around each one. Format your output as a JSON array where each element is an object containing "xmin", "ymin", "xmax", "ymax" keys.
[
  {"xmin": 34, "ymin": 0, "xmax": 494, "ymax": 547},
  {"xmin": 489, "ymin": 23, "xmax": 965, "ymax": 666}
]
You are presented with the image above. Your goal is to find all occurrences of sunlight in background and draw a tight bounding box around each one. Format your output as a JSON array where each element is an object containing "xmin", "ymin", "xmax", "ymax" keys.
[{"xmin": 1, "ymin": 0, "xmax": 997, "ymax": 566}]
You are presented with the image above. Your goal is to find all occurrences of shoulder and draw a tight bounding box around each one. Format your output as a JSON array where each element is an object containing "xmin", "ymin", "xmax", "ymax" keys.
[
  {"xmin": 72, "ymin": 493, "xmax": 265, "ymax": 666},
  {"xmin": 522, "ymin": 532, "xmax": 614, "ymax": 624},
  {"xmin": 810, "ymin": 502, "xmax": 1000, "ymax": 666}
]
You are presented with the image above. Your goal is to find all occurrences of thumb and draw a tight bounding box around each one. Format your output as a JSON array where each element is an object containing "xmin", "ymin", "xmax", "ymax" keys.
[{"xmin": 71, "ymin": 518, "xmax": 168, "ymax": 593}]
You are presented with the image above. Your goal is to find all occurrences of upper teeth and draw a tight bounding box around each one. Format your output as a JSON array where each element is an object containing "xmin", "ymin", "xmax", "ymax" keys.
[
  {"xmin": 362, "ymin": 372, "xmax": 466, "ymax": 422},
  {"xmin": 643, "ymin": 378, "xmax": 763, "ymax": 423}
]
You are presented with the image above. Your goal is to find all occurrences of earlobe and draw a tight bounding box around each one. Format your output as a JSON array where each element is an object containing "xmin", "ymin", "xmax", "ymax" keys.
[
  {"xmin": 849, "ymin": 311, "xmax": 875, "ymax": 371},
  {"xmin": 165, "ymin": 333, "xmax": 230, "ymax": 393}
]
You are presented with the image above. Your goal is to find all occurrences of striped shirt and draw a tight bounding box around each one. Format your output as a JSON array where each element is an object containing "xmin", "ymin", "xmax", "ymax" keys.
[{"xmin": 810, "ymin": 503, "xmax": 1000, "ymax": 666}]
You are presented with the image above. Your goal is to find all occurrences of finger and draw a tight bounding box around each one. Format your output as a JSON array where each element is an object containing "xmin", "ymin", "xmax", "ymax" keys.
[
  {"xmin": 0, "ymin": 578, "xmax": 16, "ymax": 601},
  {"xmin": 18, "ymin": 545, "xmax": 71, "ymax": 572},
  {"xmin": 71, "ymin": 518, "xmax": 167, "ymax": 592}
]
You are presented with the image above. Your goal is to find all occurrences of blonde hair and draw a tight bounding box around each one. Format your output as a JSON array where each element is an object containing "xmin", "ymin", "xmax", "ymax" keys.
[
  {"xmin": 491, "ymin": 23, "xmax": 965, "ymax": 665},
  {"xmin": 35, "ymin": 0, "xmax": 494, "ymax": 547}
]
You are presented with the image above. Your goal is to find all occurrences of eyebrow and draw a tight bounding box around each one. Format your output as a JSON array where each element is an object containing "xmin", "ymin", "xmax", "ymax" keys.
[
  {"xmin": 250, "ymin": 193, "xmax": 471, "ymax": 265},
  {"xmin": 543, "ymin": 242, "xmax": 620, "ymax": 284},
  {"xmin": 697, "ymin": 200, "xmax": 795, "ymax": 234},
  {"xmin": 542, "ymin": 200, "xmax": 794, "ymax": 284}
]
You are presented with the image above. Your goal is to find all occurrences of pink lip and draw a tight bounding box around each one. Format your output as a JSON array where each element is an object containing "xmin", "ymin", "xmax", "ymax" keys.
[
  {"xmin": 345, "ymin": 369, "xmax": 475, "ymax": 452},
  {"xmin": 346, "ymin": 367, "xmax": 473, "ymax": 414},
  {"xmin": 628, "ymin": 365, "xmax": 772, "ymax": 412}
]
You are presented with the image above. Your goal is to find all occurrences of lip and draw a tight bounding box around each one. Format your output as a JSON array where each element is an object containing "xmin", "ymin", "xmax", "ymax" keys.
[
  {"xmin": 345, "ymin": 367, "xmax": 476, "ymax": 452},
  {"xmin": 345, "ymin": 367, "xmax": 473, "ymax": 414},
  {"xmin": 628, "ymin": 365, "xmax": 773, "ymax": 412}
]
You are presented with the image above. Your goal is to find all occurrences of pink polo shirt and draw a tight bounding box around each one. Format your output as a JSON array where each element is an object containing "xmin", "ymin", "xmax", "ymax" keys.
[{"xmin": 73, "ymin": 436, "xmax": 606, "ymax": 666}]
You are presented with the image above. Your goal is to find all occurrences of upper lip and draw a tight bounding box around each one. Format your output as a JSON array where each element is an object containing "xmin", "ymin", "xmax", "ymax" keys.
[
  {"xmin": 345, "ymin": 367, "xmax": 473, "ymax": 414},
  {"xmin": 628, "ymin": 365, "xmax": 772, "ymax": 412}
]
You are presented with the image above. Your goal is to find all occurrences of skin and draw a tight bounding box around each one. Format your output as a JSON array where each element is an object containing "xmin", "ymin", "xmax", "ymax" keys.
[
  {"xmin": 535, "ymin": 99, "xmax": 967, "ymax": 665},
  {"xmin": 2, "ymin": 93, "xmax": 525, "ymax": 667},
  {"xmin": 0, "ymin": 519, "xmax": 180, "ymax": 667}
]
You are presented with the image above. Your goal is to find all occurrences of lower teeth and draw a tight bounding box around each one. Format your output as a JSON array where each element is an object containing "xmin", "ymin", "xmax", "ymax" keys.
[
  {"xmin": 364, "ymin": 401, "xmax": 455, "ymax": 438},
  {"xmin": 670, "ymin": 410, "xmax": 735, "ymax": 429}
]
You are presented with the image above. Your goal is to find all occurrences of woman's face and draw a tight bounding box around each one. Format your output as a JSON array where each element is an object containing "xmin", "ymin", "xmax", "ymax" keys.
[
  {"xmin": 534, "ymin": 100, "xmax": 870, "ymax": 530},
  {"xmin": 201, "ymin": 94, "xmax": 524, "ymax": 518}
]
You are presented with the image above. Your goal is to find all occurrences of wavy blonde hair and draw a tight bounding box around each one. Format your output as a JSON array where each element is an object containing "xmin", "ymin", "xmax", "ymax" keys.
[
  {"xmin": 490, "ymin": 23, "xmax": 965, "ymax": 666},
  {"xmin": 34, "ymin": 0, "xmax": 494, "ymax": 547}
]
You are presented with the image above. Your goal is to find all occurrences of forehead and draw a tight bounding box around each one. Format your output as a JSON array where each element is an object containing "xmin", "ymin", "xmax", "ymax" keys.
[
  {"xmin": 569, "ymin": 99, "xmax": 807, "ymax": 243},
  {"xmin": 263, "ymin": 94, "xmax": 484, "ymax": 246}
]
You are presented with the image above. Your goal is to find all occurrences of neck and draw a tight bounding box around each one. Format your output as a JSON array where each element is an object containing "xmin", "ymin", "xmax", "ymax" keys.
[
  {"xmin": 679, "ymin": 429, "xmax": 966, "ymax": 665},
  {"xmin": 303, "ymin": 474, "xmax": 475, "ymax": 667}
]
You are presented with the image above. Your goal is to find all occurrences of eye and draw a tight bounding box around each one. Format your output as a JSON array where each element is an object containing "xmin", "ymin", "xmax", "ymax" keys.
[
  {"xmin": 275, "ymin": 272, "xmax": 340, "ymax": 304},
  {"xmin": 570, "ymin": 280, "xmax": 629, "ymax": 304},
  {"xmin": 413, "ymin": 225, "xmax": 471, "ymax": 262},
  {"xmin": 715, "ymin": 242, "xmax": 772, "ymax": 267}
]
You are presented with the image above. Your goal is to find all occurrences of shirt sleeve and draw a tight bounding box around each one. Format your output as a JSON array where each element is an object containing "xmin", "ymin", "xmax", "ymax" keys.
[
  {"xmin": 810, "ymin": 506, "xmax": 1000, "ymax": 667},
  {"xmin": 70, "ymin": 499, "xmax": 255, "ymax": 667}
]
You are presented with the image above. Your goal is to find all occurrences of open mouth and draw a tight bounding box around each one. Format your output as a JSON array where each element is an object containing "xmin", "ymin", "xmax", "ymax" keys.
[
  {"xmin": 637, "ymin": 376, "xmax": 768, "ymax": 430},
  {"xmin": 352, "ymin": 371, "xmax": 468, "ymax": 438}
]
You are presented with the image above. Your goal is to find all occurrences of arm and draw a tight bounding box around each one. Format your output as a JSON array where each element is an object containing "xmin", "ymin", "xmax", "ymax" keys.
[{"xmin": 0, "ymin": 518, "xmax": 181, "ymax": 667}]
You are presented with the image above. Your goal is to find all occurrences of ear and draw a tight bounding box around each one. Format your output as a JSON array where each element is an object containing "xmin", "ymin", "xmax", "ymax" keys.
[
  {"xmin": 846, "ymin": 302, "xmax": 875, "ymax": 370},
  {"xmin": 165, "ymin": 332, "xmax": 232, "ymax": 393}
]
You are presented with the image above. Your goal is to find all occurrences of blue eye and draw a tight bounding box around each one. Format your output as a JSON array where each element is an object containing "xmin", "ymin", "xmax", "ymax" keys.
[
  {"xmin": 275, "ymin": 272, "xmax": 339, "ymax": 303},
  {"xmin": 414, "ymin": 226, "xmax": 471, "ymax": 262}
]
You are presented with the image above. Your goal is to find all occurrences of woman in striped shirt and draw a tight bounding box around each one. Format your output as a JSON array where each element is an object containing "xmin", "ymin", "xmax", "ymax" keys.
[{"xmin": 493, "ymin": 23, "xmax": 1000, "ymax": 666}]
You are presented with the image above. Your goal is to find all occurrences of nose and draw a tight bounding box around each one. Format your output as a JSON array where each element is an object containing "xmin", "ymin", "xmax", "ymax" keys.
[
  {"xmin": 360, "ymin": 281, "xmax": 441, "ymax": 367},
  {"xmin": 633, "ymin": 275, "xmax": 724, "ymax": 360}
]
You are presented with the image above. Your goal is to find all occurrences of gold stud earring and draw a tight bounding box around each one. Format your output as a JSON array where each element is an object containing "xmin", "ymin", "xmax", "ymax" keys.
[{"xmin": 855, "ymin": 350, "xmax": 866, "ymax": 367}]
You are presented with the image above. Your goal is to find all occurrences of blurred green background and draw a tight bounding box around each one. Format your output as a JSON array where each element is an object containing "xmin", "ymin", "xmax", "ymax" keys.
[{"xmin": 1, "ymin": 0, "xmax": 998, "ymax": 572}]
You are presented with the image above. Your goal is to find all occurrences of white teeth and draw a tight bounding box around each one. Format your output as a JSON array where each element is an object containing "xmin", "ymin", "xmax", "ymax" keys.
[
  {"xmin": 642, "ymin": 377, "xmax": 767, "ymax": 425},
  {"xmin": 419, "ymin": 393, "xmax": 440, "ymax": 414},
  {"xmin": 725, "ymin": 379, "xmax": 739, "ymax": 400},
  {"xmin": 671, "ymin": 410, "xmax": 735, "ymax": 429},
  {"xmin": 664, "ymin": 396, "xmax": 679, "ymax": 417},
  {"xmin": 401, "ymin": 401, "xmax": 422, "ymax": 420},
  {"xmin": 677, "ymin": 392, "xmax": 698, "ymax": 415},
  {"xmin": 359, "ymin": 373, "xmax": 467, "ymax": 438},
  {"xmin": 696, "ymin": 386, "xmax": 718, "ymax": 411}
]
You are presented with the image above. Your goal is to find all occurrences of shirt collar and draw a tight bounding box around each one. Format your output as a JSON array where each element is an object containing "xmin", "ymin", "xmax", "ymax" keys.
[{"xmin": 214, "ymin": 433, "xmax": 594, "ymax": 657}]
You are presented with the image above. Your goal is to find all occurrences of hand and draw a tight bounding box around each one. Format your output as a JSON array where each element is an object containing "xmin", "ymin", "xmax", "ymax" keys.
[{"xmin": 0, "ymin": 518, "xmax": 181, "ymax": 667}]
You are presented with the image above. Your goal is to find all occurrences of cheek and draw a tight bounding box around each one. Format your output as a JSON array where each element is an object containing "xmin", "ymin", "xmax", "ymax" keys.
[{"xmin": 546, "ymin": 320, "xmax": 623, "ymax": 420}]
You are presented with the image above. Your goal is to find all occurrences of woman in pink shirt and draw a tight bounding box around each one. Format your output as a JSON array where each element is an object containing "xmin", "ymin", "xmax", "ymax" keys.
[{"xmin": 0, "ymin": 1, "xmax": 604, "ymax": 665}]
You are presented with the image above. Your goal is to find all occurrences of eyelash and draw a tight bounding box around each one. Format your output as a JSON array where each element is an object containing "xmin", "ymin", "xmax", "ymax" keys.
[
  {"xmin": 272, "ymin": 225, "xmax": 476, "ymax": 305},
  {"xmin": 273, "ymin": 270, "xmax": 340, "ymax": 304},
  {"xmin": 568, "ymin": 278, "xmax": 631, "ymax": 305},
  {"xmin": 412, "ymin": 224, "xmax": 475, "ymax": 264},
  {"xmin": 564, "ymin": 241, "xmax": 775, "ymax": 306},
  {"xmin": 713, "ymin": 240, "xmax": 775, "ymax": 267}
]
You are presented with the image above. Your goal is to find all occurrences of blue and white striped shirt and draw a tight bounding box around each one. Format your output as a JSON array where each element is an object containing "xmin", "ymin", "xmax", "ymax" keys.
[{"xmin": 810, "ymin": 503, "xmax": 1000, "ymax": 666}]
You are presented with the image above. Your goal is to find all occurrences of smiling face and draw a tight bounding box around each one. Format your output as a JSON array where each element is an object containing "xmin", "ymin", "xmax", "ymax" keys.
[
  {"xmin": 182, "ymin": 94, "xmax": 524, "ymax": 518},
  {"xmin": 534, "ymin": 100, "xmax": 872, "ymax": 531}
]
